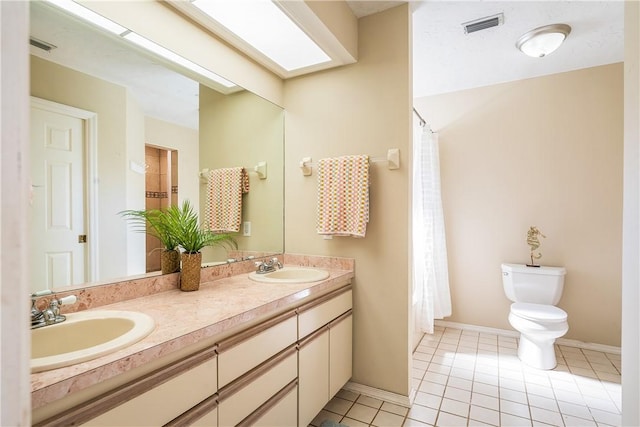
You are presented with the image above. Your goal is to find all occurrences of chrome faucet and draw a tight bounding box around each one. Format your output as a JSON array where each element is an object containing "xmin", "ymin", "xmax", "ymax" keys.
[
  {"xmin": 31, "ymin": 291, "xmax": 77, "ymax": 329},
  {"xmin": 254, "ymin": 257, "xmax": 283, "ymax": 274}
]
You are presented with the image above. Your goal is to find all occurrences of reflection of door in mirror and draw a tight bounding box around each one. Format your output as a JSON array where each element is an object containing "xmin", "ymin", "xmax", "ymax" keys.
[
  {"xmin": 30, "ymin": 98, "xmax": 97, "ymax": 292},
  {"xmin": 144, "ymin": 146, "xmax": 178, "ymax": 273}
]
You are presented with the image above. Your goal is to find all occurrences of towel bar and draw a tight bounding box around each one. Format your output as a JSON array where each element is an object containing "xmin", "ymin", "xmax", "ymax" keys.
[
  {"xmin": 199, "ymin": 162, "xmax": 267, "ymax": 182},
  {"xmin": 299, "ymin": 149, "xmax": 400, "ymax": 176}
]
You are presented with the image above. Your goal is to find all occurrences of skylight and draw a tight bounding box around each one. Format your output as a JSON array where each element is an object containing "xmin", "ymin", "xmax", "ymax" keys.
[{"xmin": 191, "ymin": 0, "xmax": 331, "ymax": 72}]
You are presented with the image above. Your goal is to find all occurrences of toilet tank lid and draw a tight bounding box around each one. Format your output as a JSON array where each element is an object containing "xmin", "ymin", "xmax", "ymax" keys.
[{"xmin": 501, "ymin": 263, "xmax": 566, "ymax": 276}]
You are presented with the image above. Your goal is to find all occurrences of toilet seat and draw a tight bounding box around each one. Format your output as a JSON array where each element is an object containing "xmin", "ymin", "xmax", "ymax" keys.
[{"xmin": 510, "ymin": 302, "xmax": 567, "ymax": 322}]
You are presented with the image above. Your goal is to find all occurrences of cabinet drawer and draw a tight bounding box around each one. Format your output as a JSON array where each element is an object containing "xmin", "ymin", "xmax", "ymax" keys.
[
  {"xmin": 191, "ymin": 406, "xmax": 217, "ymax": 427},
  {"xmin": 218, "ymin": 311, "xmax": 297, "ymax": 388},
  {"xmin": 249, "ymin": 382, "xmax": 297, "ymax": 427},
  {"xmin": 218, "ymin": 349, "xmax": 297, "ymax": 427},
  {"xmin": 83, "ymin": 357, "xmax": 217, "ymax": 427},
  {"xmin": 299, "ymin": 288, "xmax": 352, "ymax": 338}
]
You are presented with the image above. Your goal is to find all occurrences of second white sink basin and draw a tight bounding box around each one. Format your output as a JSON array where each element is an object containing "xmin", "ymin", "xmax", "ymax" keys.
[
  {"xmin": 248, "ymin": 267, "xmax": 329, "ymax": 284},
  {"xmin": 31, "ymin": 310, "xmax": 155, "ymax": 373}
]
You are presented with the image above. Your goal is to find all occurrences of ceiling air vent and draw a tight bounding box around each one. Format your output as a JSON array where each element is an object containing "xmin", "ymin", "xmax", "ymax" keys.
[
  {"xmin": 462, "ymin": 13, "xmax": 504, "ymax": 34},
  {"xmin": 30, "ymin": 37, "xmax": 57, "ymax": 52}
]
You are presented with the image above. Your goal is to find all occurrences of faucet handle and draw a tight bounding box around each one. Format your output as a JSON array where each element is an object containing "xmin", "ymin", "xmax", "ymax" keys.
[
  {"xmin": 30, "ymin": 289, "xmax": 53, "ymax": 300},
  {"xmin": 57, "ymin": 295, "xmax": 77, "ymax": 306}
]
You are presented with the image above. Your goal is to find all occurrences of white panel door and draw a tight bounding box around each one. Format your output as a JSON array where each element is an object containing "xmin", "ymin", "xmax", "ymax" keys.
[{"xmin": 30, "ymin": 106, "xmax": 86, "ymax": 290}]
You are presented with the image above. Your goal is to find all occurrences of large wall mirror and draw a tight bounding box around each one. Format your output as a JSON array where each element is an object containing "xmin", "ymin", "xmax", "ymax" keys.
[{"xmin": 29, "ymin": 1, "xmax": 284, "ymax": 293}]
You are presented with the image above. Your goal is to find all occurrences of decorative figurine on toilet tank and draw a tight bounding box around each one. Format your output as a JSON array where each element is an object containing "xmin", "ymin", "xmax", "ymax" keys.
[
  {"xmin": 501, "ymin": 226, "xmax": 569, "ymax": 369},
  {"xmin": 526, "ymin": 226, "xmax": 546, "ymax": 267}
]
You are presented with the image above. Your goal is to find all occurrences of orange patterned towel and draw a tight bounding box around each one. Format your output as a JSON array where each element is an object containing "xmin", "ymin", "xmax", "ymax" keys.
[
  {"xmin": 205, "ymin": 167, "xmax": 248, "ymax": 232},
  {"xmin": 316, "ymin": 155, "xmax": 370, "ymax": 238}
]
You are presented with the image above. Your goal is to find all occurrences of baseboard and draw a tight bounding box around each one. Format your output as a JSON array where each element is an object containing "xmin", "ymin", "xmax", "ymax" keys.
[
  {"xmin": 343, "ymin": 381, "xmax": 415, "ymax": 408},
  {"xmin": 434, "ymin": 320, "xmax": 621, "ymax": 355},
  {"xmin": 434, "ymin": 320, "xmax": 520, "ymax": 338},
  {"xmin": 555, "ymin": 337, "xmax": 621, "ymax": 355}
]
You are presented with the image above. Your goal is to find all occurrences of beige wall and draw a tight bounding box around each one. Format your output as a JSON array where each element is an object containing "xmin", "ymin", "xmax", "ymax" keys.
[
  {"xmin": 284, "ymin": 5, "xmax": 413, "ymax": 396},
  {"xmin": 415, "ymin": 63, "xmax": 624, "ymax": 346},
  {"xmin": 199, "ymin": 87, "xmax": 284, "ymax": 262}
]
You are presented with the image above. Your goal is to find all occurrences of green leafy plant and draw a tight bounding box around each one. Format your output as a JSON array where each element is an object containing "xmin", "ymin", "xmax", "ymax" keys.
[
  {"xmin": 120, "ymin": 200, "xmax": 237, "ymax": 254},
  {"xmin": 162, "ymin": 200, "xmax": 236, "ymax": 254},
  {"xmin": 120, "ymin": 207, "xmax": 180, "ymax": 251}
]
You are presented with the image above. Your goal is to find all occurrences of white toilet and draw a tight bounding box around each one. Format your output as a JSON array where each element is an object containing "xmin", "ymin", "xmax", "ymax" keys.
[{"xmin": 501, "ymin": 263, "xmax": 569, "ymax": 370}]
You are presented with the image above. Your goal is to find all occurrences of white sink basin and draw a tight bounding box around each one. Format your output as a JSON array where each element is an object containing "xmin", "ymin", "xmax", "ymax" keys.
[
  {"xmin": 31, "ymin": 310, "xmax": 155, "ymax": 373},
  {"xmin": 248, "ymin": 267, "xmax": 330, "ymax": 284}
]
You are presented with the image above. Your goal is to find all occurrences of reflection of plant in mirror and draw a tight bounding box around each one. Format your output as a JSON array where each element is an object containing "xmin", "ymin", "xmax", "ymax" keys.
[
  {"xmin": 120, "ymin": 208, "xmax": 180, "ymax": 251},
  {"xmin": 526, "ymin": 226, "xmax": 546, "ymax": 267},
  {"xmin": 120, "ymin": 206, "xmax": 183, "ymax": 274},
  {"xmin": 164, "ymin": 200, "xmax": 237, "ymax": 254}
]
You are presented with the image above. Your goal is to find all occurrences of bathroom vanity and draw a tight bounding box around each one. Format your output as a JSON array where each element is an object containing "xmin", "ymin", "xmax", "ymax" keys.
[{"xmin": 30, "ymin": 255, "xmax": 354, "ymax": 427}]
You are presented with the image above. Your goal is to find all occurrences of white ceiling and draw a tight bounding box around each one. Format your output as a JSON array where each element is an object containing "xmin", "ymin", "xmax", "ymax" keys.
[
  {"xmin": 411, "ymin": 1, "xmax": 624, "ymax": 99},
  {"xmin": 29, "ymin": 1, "xmax": 624, "ymax": 130}
]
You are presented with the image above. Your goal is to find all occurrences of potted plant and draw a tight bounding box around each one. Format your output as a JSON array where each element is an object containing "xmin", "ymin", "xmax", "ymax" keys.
[
  {"xmin": 164, "ymin": 200, "xmax": 236, "ymax": 291},
  {"xmin": 120, "ymin": 207, "xmax": 182, "ymax": 274}
]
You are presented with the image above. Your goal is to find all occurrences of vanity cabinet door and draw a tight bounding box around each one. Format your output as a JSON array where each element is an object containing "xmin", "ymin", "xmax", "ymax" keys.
[
  {"xmin": 329, "ymin": 313, "xmax": 353, "ymax": 398},
  {"xmin": 82, "ymin": 356, "xmax": 217, "ymax": 427},
  {"xmin": 298, "ymin": 329, "xmax": 330, "ymax": 427}
]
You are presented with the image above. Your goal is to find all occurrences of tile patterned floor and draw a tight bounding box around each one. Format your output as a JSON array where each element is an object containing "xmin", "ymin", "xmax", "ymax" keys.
[{"xmin": 310, "ymin": 326, "xmax": 621, "ymax": 427}]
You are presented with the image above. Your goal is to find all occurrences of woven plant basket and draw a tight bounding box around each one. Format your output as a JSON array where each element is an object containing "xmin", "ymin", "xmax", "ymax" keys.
[
  {"xmin": 160, "ymin": 249, "xmax": 181, "ymax": 274},
  {"xmin": 180, "ymin": 252, "xmax": 202, "ymax": 292}
]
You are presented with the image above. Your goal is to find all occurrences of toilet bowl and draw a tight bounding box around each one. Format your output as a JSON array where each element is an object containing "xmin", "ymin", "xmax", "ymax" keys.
[
  {"xmin": 501, "ymin": 263, "xmax": 568, "ymax": 370},
  {"xmin": 508, "ymin": 302, "xmax": 568, "ymax": 369}
]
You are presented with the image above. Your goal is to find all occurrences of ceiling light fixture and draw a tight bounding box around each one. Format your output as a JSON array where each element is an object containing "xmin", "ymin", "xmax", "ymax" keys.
[
  {"xmin": 123, "ymin": 33, "xmax": 235, "ymax": 88},
  {"xmin": 43, "ymin": 0, "xmax": 236, "ymax": 90},
  {"xmin": 190, "ymin": 0, "xmax": 330, "ymax": 72},
  {"xmin": 516, "ymin": 24, "xmax": 571, "ymax": 58},
  {"xmin": 45, "ymin": 0, "xmax": 127, "ymax": 35}
]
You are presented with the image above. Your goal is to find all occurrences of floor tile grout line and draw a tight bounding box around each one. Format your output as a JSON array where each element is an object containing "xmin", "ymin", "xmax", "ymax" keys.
[{"xmin": 319, "ymin": 326, "xmax": 620, "ymax": 427}]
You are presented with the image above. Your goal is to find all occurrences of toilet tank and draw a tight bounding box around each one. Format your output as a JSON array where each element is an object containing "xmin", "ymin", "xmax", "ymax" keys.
[{"xmin": 501, "ymin": 263, "xmax": 566, "ymax": 305}]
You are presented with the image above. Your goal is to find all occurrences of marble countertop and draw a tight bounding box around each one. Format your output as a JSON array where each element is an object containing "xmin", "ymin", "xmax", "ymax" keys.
[{"xmin": 31, "ymin": 264, "xmax": 353, "ymax": 410}]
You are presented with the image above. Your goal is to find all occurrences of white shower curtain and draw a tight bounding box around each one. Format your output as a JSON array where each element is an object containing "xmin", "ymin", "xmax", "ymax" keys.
[{"xmin": 412, "ymin": 115, "xmax": 452, "ymax": 334}]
